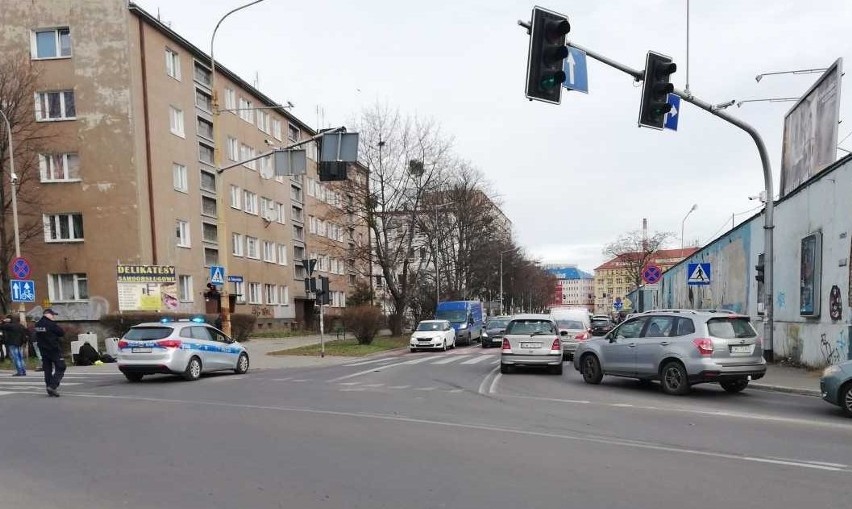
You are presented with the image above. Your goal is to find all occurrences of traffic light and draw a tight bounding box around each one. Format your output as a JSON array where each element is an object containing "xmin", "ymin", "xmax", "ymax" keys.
[
  {"xmin": 525, "ymin": 7, "xmax": 570, "ymax": 104},
  {"xmin": 316, "ymin": 276, "xmax": 330, "ymax": 305},
  {"xmin": 638, "ymin": 51, "xmax": 677, "ymax": 129},
  {"xmin": 755, "ymin": 254, "xmax": 765, "ymax": 283}
]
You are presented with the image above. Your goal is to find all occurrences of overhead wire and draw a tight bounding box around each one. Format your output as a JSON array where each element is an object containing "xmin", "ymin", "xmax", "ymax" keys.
[{"xmin": 701, "ymin": 204, "xmax": 765, "ymax": 244}]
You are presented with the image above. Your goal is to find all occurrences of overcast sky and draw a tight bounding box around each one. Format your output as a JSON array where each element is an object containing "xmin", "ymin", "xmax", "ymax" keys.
[{"xmin": 135, "ymin": 0, "xmax": 852, "ymax": 273}]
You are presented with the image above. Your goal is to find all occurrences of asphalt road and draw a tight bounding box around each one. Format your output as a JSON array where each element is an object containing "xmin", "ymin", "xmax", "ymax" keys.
[{"xmin": 1, "ymin": 345, "xmax": 850, "ymax": 509}]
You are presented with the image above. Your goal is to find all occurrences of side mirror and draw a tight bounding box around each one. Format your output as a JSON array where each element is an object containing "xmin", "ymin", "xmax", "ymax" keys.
[{"xmin": 560, "ymin": 330, "xmax": 568, "ymax": 337}]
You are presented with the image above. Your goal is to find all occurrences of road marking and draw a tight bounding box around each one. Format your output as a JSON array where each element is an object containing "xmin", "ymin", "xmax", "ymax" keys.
[
  {"xmin": 362, "ymin": 383, "xmax": 384, "ymax": 388},
  {"xmin": 270, "ymin": 377, "xmax": 293, "ymax": 382},
  {"xmin": 62, "ymin": 392, "xmax": 852, "ymax": 474},
  {"xmin": 329, "ymin": 359, "xmax": 415, "ymax": 382},
  {"xmin": 488, "ymin": 373, "xmax": 501, "ymax": 394},
  {"xmin": 388, "ymin": 385, "xmax": 410, "ymax": 390},
  {"xmin": 338, "ymin": 382, "xmax": 361, "ymax": 386},
  {"xmin": 477, "ymin": 367, "xmax": 499, "ymax": 395},
  {"xmin": 460, "ymin": 356, "xmax": 490, "ymax": 365},
  {"xmin": 0, "ymin": 391, "xmax": 14, "ymax": 396},
  {"xmin": 0, "ymin": 381, "xmax": 81, "ymax": 386},
  {"xmin": 291, "ymin": 379, "xmax": 311, "ymax": 383},
  {"xmin": 342, "ymin": 358, "xmax": 396, "ymax": 367},
  {"xmin": 448, "ymin": 389, "xmax": 464, "ymax": 393},
  {"xmin": 415, "ymin": 387, "xmax": 436, "ymax": 391},
  {"xmin": 432, "ymin": 356, "xmax": 467, "ymax": 365},
  {"xmin": 491, "ymin": 359, "xmax": 500, "ymax": 365},
  {"xmin": 402, "ymin": 356, "xmax": 436, "ymax": 365}
]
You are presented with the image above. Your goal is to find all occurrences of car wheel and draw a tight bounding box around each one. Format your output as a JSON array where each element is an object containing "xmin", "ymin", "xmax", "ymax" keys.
[
  {"xmin": 500, "ymin": 363, "xmax": 512, "ymax": 374},
  {"xmin": 551, "ymin": 363, "xmax": 563, "ymax": 375},
  {"xmin": 442, "ymin": 340, "xmax": 447, "ymax": 352},
  {"xmin": 183, "ymin": 356, "xmax": 202, "ymax": 381},
  {"xmin": 410, "ymin": 348, "xmax": 417, "ymax": 353},
  {"xmin": 234, "ymin": 353, "xmax": 250, "ymax": 374},
  {"xmin": 481, "ymin": 340, "xmax": 488, "ymax": 349},
  {"xmin": 660, "ymin": 361, "xmax": 690, "ymax": 395},
  {"xmin": 840, "ymin": 382, "xmax": 852, "ymax": 417},
  {"xmin": 719, "ymin": 378, "xmax": 748, "ymax": 393},
  {"xmin": 124, "ymin": 372, "xmax": 144, "ymax": 383},
  {"xmin": 581, "ymin": 354, "xmax": 603, "ymax": 384}
]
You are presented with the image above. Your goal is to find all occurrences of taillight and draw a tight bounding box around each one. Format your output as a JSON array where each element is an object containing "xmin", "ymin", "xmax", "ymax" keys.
[
  {"xmin": 550, "ymin": 338, "xmax": 561, "ymax": 353},
  {"xmin": 157, "ymin": 339, "xmax": 182, "ymax": 349},
  {"xmin": 501, "ymin": 338, "xmax": 512, "ymax": 353},
  {"xmin": 117, "ymin": 339, "xmax": 128, "ymax": 349},
  {"xmin": 575, "ymin": 331, "xmax": 589, "ymax": 340},
  {"xmin": 693, "ymin": 338, "xmax": 714, "ymax": 356}
]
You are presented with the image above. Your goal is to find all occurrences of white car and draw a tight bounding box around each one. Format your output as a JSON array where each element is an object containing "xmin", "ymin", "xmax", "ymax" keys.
[{"xmin": 410, "ymin": 320, "xmax": 457, "ymax": 352}]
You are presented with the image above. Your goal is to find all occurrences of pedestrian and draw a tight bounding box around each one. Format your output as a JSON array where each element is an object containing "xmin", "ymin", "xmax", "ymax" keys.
[
  {"xmin": 34, "ymin": 308, "xmax": 66, "ymax": 397},
  {"xmin": 0, "ymin": 314, "xmax": 29, "ymax": 376}
]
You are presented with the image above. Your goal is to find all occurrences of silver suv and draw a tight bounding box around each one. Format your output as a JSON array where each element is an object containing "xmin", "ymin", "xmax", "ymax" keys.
[{"xmin": 572, "ymin": 310, "xmax": 766, "ymax": 395}]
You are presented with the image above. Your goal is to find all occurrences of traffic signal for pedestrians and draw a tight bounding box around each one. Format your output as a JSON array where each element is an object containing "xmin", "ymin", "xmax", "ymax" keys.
[
  {"xmin": 524, "ymin": 7, "xmax": 571, "ymax": 104},
  {"xmin": 638, "ymin": 51, "xmax": 677, "ymax": 129},
  {"xmin": 755, "ymin": 256, "xmax": 765, "ymax": 283}
]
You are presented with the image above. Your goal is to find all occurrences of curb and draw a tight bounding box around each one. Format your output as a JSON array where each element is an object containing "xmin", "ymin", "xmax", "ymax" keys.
[{"xmin": 750, "ymin": 382, "xmax": 821, "ymax": 398}]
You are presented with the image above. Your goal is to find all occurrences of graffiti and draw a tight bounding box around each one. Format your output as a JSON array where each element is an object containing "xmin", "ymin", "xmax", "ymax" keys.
[
  {"xmin": 829, "ymin": 285, "xmax": 843, "ymax": 321},
  {"xmin": 820, "ymin": 333, "xmax": 842, "ymax": 365},
  {"xmin": 776, "ymin": 291, "xmax": 786, "ymax": 309},
  {"xmin": 251, "ymin": 305, "xmax": 273, "ymax": 318}
]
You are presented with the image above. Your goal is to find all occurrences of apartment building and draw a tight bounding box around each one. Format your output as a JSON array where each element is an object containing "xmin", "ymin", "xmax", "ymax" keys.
[{"xmin": 0, "ymin": 0, "xmax": 368, "ymax": 328}]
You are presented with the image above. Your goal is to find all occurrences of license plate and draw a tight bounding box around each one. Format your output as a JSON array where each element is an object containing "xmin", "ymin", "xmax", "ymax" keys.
[
  {"xmin": 520, "ymin": 342, "xmax": 542, "ymax": 349},
  {"xmin": 131, "ymin": 347, "xmax": 152, "ymax": 353},
  {"xmin": 730, "ymin": 345, "xmax": 752, "ymax": 354}
]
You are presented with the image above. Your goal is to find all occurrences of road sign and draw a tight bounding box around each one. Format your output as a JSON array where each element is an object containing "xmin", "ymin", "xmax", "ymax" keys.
[
  {"xmin": 10, "ymin": 257, "xmax": 30, "ymax": 279},
  {"xmin": 613, "ymin": 297, "xmax": 623, "ymax": 311},
  {"xmin": 209, "ymin": 265, "xmax": 225, "ymax": 285},
  {"xmin": 10, "ymin": 279, "xmax": 35, "ymax": 303},
  {"xmin": 562, "ymin": 47, "xmax": 588, "ymax": 93},
  {"xmin": 227, "ymin": 275, "xmax": 243, "ymax": 283},
  {"xmin": 687, "ymin": 263, "xmax": 711, "ymax": 286},
  {"xmin": 664, "ymin": 93, "xmax": 680, "ymax": 131},
  {"xmin": 642, "ymin": 264, "xmax": 663, "ymax": 285}
]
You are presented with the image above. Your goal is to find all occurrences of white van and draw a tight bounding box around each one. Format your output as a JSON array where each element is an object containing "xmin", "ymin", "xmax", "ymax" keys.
[{"xmin": 550, "ymin": 308, "xmax": 591, "ymax": 360}]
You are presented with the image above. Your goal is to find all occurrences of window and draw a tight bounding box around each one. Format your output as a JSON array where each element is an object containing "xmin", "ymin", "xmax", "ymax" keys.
[
  {"xmin": 288, "ymin": 124, "xmax": 300, "ymax": 142},
  {"xmin": 258, "ymin": 154, "xmax": 273, "ymax": 178},
  {"xmin": 178, "ymin": 275, "xmax": 193, "ymax": 301},
  {"xmin": 248, "ymin": 282, "xmax": 261, "ymax": 304},
  {"xmin": 165, "ymin": 48, "xmax": 181, "ymax": 79},
  {"xmin": 202, "ymin": 222, "xmax": 218, "ymax": 243},
  {"xmin": 48, "ymin": 273, "xmax": 87, "ymax": 301},
  {"xmin": 230, "ymin": 185, "xmax": 241, "ymax": 209},
  {"xmin": 176, "ymin": 220, "xmax": 190, "ymax": 247},
  {"xmin": 264, "ymin": 284, "xmax": 277, "ymax": 305},
  {"xmin": 232, "ymin": 233, "xmax": 244, "ymax": 256},
  {"xmin": 272, "ymin": 119, "xmax": 282, "ymax": 140},
  {"xmin": 204, "ymin": 247, "xmax": 218, "ymax": 266},
  {"xmin": 643, "ymin": 316, "xmax": 673, "ymax": 338},
  {"xmin": 200, "ymin": 170, "xmax": 216, "ymax": 193},
  {"xmin": 234, "ymin": 281, "xmax": 246, "ymax": 303},
  {"xmin": 39, "ymin": 153, "xmax": 80, "ymax": 181},
  {"xmin": 195, "ymin": 88, "xmax": 212, "ymax": 112},
  {"xmin": 295, "ymin": 265, "xmax": 307, "ymax": 279},
  {"xmin": 169, "ymin": 106, "xmax": 184, "ymax": 136},
  {"xmin": 275, "ymin": 202, "xmax": 286, "ymax": 224},
  {"xmin": 279, "ymin": 285, "xmax": 289, "ymax": 306},
  {"xmin": 172, "ymin": 163, "xmax": 187, "ymax": 191},
  {"xmin": 201, "ymin": 196, "xmax": 217, "ymax": 217},
  {"xmin": 291, "ymin": 184, "xmax": 303, "ymax": 202},
  {"xmin": 256, "ymin": 110, "xmax": 270, "ymax": 133},
  {"xmin": 224, "ymin": 88, "xmax": 236, "ymax": 111},
  {"xmin": 44, "ymin": 213, "xmax": 83, "ymax": 242},
  {"xmin": 240, "ymin": 144, "xmax": 256, "ymax": 170},
  {"xmin": 238, "ymin": 97, "xmax": 253, "ymax": 123},
  {"xmin": 197, "ymin": 117, "xmax": 213, "ymax": 139},
  {"xmin": 614, "ymin": 318, "xmax": 647, "ymax": 340},
  {"xmin": 246, "ymin": 236, "xmax": 259, "ymax": 259},
  {"xmin": 674, "ymin": 318, "xmax": 696, "ymax": 336},
  {"xmin": 278, "ymin": 244, "xmax": 288, "ymax": 265},
  {"xmin": 199, "ymin": 142, "xmax": 214, "ymax": 164},
  {"xmin": 193, "ymin": 61, "xmax": 211, "ymax": 87},
  {"xmin": 227, "ymin": 137, "xmax": 238, "ymax": 161},
  {"xmin": 292, "ymin": 206, "xmax": 303, "ymax": 222},
  {"xmin": 262, "ymin": 241, "xmax": 276, "ymax": 263},
  {"xmin": 293, "ymin": 225, "xmax": 304, "ymax": 241},
  {"xmin": 243, "ymin": 191, "xmax": 258, "ymax": 214},
  {"xmin": 306, "ymin": 178, "xmax": 316, "ymax": 197},
  {"xmin": 308, "ymin": 215, "xmax": 317, "ymax": 234},
  {"xmin": 294, "ymin": 245, "xmax": 305, "ymax": 261},
  {"xmin": 35, "ymin": 91, "xmax": 76, "ymax": 121},
  {"xmin": 33, "ymin": 27, "xmax": 71, "ymax": 59}
]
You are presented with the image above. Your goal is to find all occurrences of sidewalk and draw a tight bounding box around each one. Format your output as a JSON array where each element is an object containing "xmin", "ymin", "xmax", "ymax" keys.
[
  {"xmin": 751, "ymin": 364, "xmax": 823, "ymax": 397},
  {"xmin": 242, "ymin": 334, "xmax": 357, "ymax": 369}
]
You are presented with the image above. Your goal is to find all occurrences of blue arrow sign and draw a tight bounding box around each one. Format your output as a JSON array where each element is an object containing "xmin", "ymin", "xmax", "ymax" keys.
[
  {"xmin": 10, "ymin": 279, "xmax": 35, "ymax": 303},
  {"xmin": 664, "ymin": 93, "xmax": 680, "ymax": 131},
  {"xmin": 562, "ymin": 47, "xmax": 588, "ymax": 94},
  {"xmin": 209, "ymin": 265, "xmax": 225, "ymax": 285}
]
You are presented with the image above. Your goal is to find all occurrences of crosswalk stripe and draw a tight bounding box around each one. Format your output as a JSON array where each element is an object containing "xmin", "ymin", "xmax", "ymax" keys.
[
  {"xmin": 0, "ymin": 391, "xmax": 14, "ymax": 396},
  {"xmin": 362, "ymin": 383, "xmax": 384, "ymax": 388},
  {"xmin": 460, "ymin": 356, "xmax": 490, "ymax": 365},
  {"xmin": 415, "ymin": 387, "xmax": 436, "ymax": 391},
  {"xmin": 432, "ymin": 356, "xmax": 467, "ymax": 365},
  {"xmin": 343, "ymin": 357, "xmax": 396, "ymax": 367},
  {"xmin": 402, "ymin": 356, "xmax": 435, "ymax": 365},
  {"xmin": 388, "ymin": 385, "xmax": 410, "ymax": 389},
  {"xmin": 0, "ymin": 381, "xmax": 81, "ymax": 386}
]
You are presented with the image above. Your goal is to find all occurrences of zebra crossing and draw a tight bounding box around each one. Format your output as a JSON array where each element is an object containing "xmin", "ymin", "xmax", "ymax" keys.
[
  {"xmin": 342, "ymin": 351, "xmax": 500, "ymax": 369},
  {"xmin": 0, "ymin": 371, "xmax": 125, "ymax": 396}
]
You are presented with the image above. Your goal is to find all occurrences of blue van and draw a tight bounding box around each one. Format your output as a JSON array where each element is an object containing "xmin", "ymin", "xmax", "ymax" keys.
[{"xmin": 435, "ymin": 300, "xmax": 484, "ymax": 346}]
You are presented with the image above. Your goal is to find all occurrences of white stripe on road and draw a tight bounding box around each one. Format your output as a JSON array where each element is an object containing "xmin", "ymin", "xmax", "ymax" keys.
[
  {"xmin": 362, "ymin": 383, "xmax": 385, "ymax": 388},
  {"xmin": 415, "ymin": 387, "xmax": 436, "ymax": 391},
  {"xmin": 0, "ymin": 381, "xmax": 81, "ymax": 386},
  {"xmin": 388, "ymin": 385, "xmax": 410, "ymax": 390},
  {"xmin": 342, "ymin": 357, "xmax": 397, "ymax": 367},
  {"xmin": 338, "ymin": 382, "xmax": 361, "ymax": 386},
  {"xmin": 432, "ymin": 356, "xmax": 468, "ymax": 365},
  {"xmin": 402, "ymin": 356, "xmax": 436, "ymax": 365},
  {"xmin": 477, "ymin": 367, "xmax": 499, "ymax": 395},
  {"xmin": 0, "ymin": 391, "xmax": 15, "ymax": 396},
  {"xmin": 460, "ymin": 356, "xmax": 490, "ymax": 365},
  {"xmin": 329, "ymin": 359, "xmax": 415, "ymax": 382}
]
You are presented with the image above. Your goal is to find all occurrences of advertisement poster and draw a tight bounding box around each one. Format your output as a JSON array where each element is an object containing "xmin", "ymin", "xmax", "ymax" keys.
[{"xmin": 116, "ymin": 265, "xmax": 178, "ymax": 312}]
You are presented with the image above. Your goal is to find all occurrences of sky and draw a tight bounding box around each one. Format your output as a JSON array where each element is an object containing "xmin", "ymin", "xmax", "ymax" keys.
[{"xmin": 134, "ymin": 0, "xmax": 852, "ymax": 273}]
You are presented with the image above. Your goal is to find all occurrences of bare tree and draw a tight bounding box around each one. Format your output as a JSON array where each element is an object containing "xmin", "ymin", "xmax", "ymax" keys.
[
  {"xmin": 0, "ymin": 54, "xmax": 50, "ymax": 313},
  {"xmin": 603, "ymin": 230, "xmax": 675, "ymax": 292}
]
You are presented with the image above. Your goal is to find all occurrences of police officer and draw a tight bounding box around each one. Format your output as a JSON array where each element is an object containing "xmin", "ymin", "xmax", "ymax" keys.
[{"xmin": 34, "ymin": 308, "xmax": 66, "ymax": 397}]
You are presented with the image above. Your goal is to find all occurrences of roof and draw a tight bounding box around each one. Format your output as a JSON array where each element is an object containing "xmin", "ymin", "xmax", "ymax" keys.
[
  {"xmin": 595, "ymin": 247, "xmax": 699, "ymax": 271},
  {"xmin": 545, "ymin": 266, "xmax": 593, "ymax": 280}
]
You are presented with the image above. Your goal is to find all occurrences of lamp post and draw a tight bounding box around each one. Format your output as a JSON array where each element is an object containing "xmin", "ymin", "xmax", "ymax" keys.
[
  {"xmin": 433, "ymin": 201, "xmax": 454, "ymax": 305},
  {"xmin": 499, "ymin": 247, "xmax": 516, "ymax": 315},
  {"xmin": 681, "ymin": 203, "xmax": 698, "ymax": 251},
  {"xmin": 210, "ymin": 0, "xmax": 267, "ymax": 336},
  {"xmin": 0, "ymin": 109, "xmax": 25, "ymax": 325},
  {"xmin": 755, "ymin": 68, "xmax": 827, "ymax": 82}
]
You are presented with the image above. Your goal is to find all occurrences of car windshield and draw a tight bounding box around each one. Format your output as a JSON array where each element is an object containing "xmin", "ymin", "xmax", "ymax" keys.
[
  {"xmin": 123, "ymin": 326, "xmax": 173, "ymax": 341},
  {"xmin": 506, "ymin": 320, "xmax": 554, "ymax": 335},
  {"xmin": 436, "ymin": 311, "xmax": 466, "ymax": 322},
  {"xmin": 707, "ymin": 317, "xmax": 758, "ymax": 338},
  {"xmin": 416, "ymin": 322, "xmax": 444, "ymax": 331},
  {"xmin": 556, "ymin": 320, "xmax": 585, "ymax": 329},
  {"xmin": 486, "ymin": 319, "xmax": 509, "ymax": 329},
  {"xmin": 592, "ymin": 319, "xmax": 611, "ymax": 326}
]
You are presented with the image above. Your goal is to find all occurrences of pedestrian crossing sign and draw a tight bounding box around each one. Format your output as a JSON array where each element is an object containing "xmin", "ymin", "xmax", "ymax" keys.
[
  {"xmin": 687, "ymin": 263, "xmax": 711, "ymax": 286},
  {"xmin": 209, "ymin": 265, "xmax": 225, "ymax": 285}
]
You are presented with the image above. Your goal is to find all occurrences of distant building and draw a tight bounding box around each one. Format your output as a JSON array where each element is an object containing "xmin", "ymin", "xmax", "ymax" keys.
[{"xmin": 545, "ymin": 265, "xmax": 594, "ymax": 310}]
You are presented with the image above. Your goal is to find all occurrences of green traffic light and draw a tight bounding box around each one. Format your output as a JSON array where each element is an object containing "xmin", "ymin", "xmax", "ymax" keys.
[{"xmin": 540, "ymin": 71, "xmax": 567, "ymax": 90}]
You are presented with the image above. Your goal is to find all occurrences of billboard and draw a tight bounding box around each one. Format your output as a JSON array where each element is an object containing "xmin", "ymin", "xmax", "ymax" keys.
[
  {"xmin": 780, "ymin": 59, "xmax": 843, "ymax": 197},
  {"xmin": 116, "ymin": 265, "xmax": 178, "ymax": 312}
]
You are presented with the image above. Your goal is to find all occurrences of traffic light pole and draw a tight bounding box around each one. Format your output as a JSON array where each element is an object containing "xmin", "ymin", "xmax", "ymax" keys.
[{"xmin": 565, "ymin": 39, "xmax": 775, "ymax": 361}]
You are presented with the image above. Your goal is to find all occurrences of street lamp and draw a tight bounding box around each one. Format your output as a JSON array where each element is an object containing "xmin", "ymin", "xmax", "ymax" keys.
[
  {"xmin": 499, "ymin": 247, "xmax": 517, "ymax": 315},
  {"xmin": 210, "ymin": 0, "xmax": 268, "ymax": 336},
  {"xmin": 0, "ymin": 109, "xmax": 25, "ymax": 325},
  {"xmin": 681, "ymin": 203, "xmax": 698, "ymax": 251},
  {"xmin": 433, "ymin": 201, "xmax": 454, "ymax": 305},
  {"xmin": 755, "ymin": 68, "xmax": 827, "ymax": 82}
]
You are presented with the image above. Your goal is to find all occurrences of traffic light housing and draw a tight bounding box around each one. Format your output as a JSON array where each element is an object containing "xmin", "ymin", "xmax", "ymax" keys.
[
  {"xmin": 525, "ymin": 7, "xmax": 571, "ymax": 104},
  {"xmin": 755, "ymin": 254, "xmax": 765, "ymax": 283},
  {"xmin": 319, "ymin": 161, "xmax": 347, "ymax": 181},
  {"xmin": 638, "ymin": 51, "xmax": 677, "ymax": 129},
  {"xmin": 316, "ymin": 276, "xmax": 330, "ymax": 305}
]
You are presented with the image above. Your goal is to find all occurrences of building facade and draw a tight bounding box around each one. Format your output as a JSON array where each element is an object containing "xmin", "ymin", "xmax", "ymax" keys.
[
  {"xmin": 0, "ymin": 0, "xmax": 368, "ymax": 329},
  {"xmin": 545, "ymin": 265, "xmax": 594, "ymax": 310}
]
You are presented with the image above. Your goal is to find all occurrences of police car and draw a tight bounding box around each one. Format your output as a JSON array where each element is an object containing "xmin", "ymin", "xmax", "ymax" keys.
[{"xmin": 117, "ymin": 318, "xmax": 249, "ymax": 382}]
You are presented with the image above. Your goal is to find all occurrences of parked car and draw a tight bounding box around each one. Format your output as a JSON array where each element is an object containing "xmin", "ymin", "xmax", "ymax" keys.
[
  {"xmin": 500, "ymin": 314, "xmax": 563, "ymax": 375},
  {"xmin": 482, "ymin": 315, "xmax": 511, "ymax": 348},
  {"xmin": 820, "ymin": 359, "xmax": 852, "ymax": 416},
  {"xmin": 410, "ymin": 319, "xmax": 457, "ymax": 352},
  {"xmin": 573, "ymin": 310, "xmax": 766, "ymax": 395},
  {"xmin": 435, "ymin": 300, "xmax": 483, "ymax": 345},
  {"xmin": 550, "ymin": 308, "xmax": 591, "ymax": 361},
  {"xmin": 117, "ymin": 318, "xmax": 249, "ymax": 382},
  {"xmin": 590, "ymin": 317, "xmax": 614, "ymax": 336}
]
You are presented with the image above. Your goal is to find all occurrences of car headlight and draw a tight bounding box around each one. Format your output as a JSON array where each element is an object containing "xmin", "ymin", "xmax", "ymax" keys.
[
  {"xmin": 482, "ymin": 331, "xmax": 489, "ymax": 337},
  {"xmin": 822, "ymin": 365, "xmax": 842, "ymax": 377},
  {"xmin": 459, "ymin": 323, "xmax": 468, "ymax": 329}
]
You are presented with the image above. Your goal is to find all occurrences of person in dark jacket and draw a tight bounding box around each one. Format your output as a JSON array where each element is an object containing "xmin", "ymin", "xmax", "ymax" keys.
[
  {"xmin": 1, "ymin": 314, "xmax": 29, "ymax": 376},
  {"xmin": 34, "ymin": 308, "xmax": 66, "ymax": 397}
]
